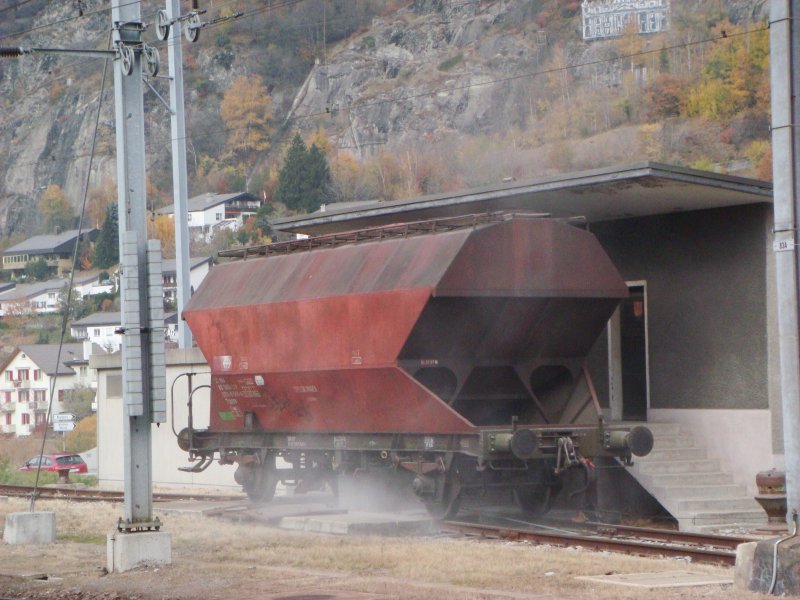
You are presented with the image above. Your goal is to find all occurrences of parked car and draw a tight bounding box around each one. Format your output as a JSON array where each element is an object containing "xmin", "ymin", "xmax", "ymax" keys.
[{"xmin": 19, "ymin": 453, "xmax": 88, "ymax": 474}]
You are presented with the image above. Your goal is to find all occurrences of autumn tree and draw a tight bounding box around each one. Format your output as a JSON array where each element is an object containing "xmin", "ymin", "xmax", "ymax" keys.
[
  {"xmin": 87, "ymin": 177, "xmax": 115, "ymax": 229},
  {"xmin": 150, "ymin": 214, "xmax": 176, "ymax": 259},
  {"xmin": 38, "ymin": 184, "xmax": 74, "ymax": 233},
  {"xmin": 220, "ymin": 75, "xmax": 274, "ymax": 160}
]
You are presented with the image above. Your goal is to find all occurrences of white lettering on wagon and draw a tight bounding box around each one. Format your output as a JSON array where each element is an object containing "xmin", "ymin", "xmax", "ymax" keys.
[{"xmin": 293, "ymin": 385, "xmax": 318, "ymax": 393}]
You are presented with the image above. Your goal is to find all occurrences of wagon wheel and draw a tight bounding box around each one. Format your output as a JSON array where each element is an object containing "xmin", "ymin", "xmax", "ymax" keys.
[
  {"xmin": 514, "ymin": 484, "xmax": 552, "ymax": 518},
  {"xmin": 423, "ymin": 465, "xmax": 462, "ymax": 520},
  {"xmin": 242, "ymin": 455, "xmax": 278, "ymax": 503}
]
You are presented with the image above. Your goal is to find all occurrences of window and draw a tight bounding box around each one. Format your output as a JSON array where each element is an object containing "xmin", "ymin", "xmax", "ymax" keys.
[
  {"xmin": 34, "ymin": 390, "xmax": 45, "ymax": 402},
  {"xmin": 93, "ymin": 328, "xmax": 101, "ymax": 337},
  {"xmin": 33, "ymin": 369, "xmax": 40, "ymax": 380},
  {"xmin": 21, "ymin": 413, "xmax": 29, "ymax": 425},
  {"xmin": 187, "ymin": 213, "xmax": 193, "ymax": 222},
  {"xmin": 18, "ymin": 390, "xmax": 28, "ymax": 403},
  {"xmin": 4, "ymin": 413, "xmax": 10, "ymax": 425},
  {"xmin": 35, "ymin": 413, "xmax": 45, "ymax": 425},
  {"xmin": 5, "ymin": 370, "xmax": 12, "ymax": 381},
  {"xmin": 80, "ymin": 366, "xmax": 87, "ymax": 377},
  {"xmin": 48, "ymin": 293, "xmax": 56, "ymax": 300},
  {"xmin": 3, "ymin": 392, "xmax": 10, "ymax": 403},
  {"xmin": 18, "ymin": 369, "xmax": 28, "ymax": 381},
  {"xmin": 216, "ymin": 212, "xmax": 222, "ymax": 221},
  {"xmin": 58, "ymin": 390, "xmax": 64, "ymax": 402}
]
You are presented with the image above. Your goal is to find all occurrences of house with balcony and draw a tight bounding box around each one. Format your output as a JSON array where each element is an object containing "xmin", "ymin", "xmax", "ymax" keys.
[
  {"xmin": 2, "ymin": 229, "xmax": 99, "ymax": 279},
  {"xmin": 0, "ymin": 342, "xmax": 103, "ymax": 437},
  {"xmin": 157, "ymin": 192, "xmax": 260, "ymax": 241},
  {"xmin": 162, "ymin": 257, "xmax": 211, "ymax": 308},
  {"xmin": 71, "ymin": 311, "xmax": 179, "ymax": 353}
]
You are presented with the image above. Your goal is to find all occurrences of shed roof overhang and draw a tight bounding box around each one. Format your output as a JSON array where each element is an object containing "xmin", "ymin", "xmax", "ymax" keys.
[{"xmin": 272, "ymin": 162, "xmax": 773, "ymax": 236}]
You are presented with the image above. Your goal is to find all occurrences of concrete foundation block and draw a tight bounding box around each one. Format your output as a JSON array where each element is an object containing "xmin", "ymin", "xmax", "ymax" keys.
[
  {"xmin": 3, "ymin": 511, "xmax": 56, "ymax": 545},
  {"xmin": 734, "ymin": 541, "xmax": 757, "ymax": 589},
  {"xmin": 106, "ymin": 530, "xmax": 171, "ymax": 573},
  {"xmin": 737, "ymin": 534, "xmax": 800, "ymax": 594}
]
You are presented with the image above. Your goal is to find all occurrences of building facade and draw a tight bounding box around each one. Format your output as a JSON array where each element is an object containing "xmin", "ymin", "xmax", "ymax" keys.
[
  {"xmin": 0, "ymin": 343, "xmax": 99, "ymax": 437},
  {"xmin": 1, "ymin": 229, "xmax": 99, "ymax": 279}
]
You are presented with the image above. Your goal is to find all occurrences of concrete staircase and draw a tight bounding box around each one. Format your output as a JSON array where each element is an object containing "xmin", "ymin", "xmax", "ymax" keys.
[{"xmin": 626, "ymin": 422, "xmax": 767, "ymax": 533}]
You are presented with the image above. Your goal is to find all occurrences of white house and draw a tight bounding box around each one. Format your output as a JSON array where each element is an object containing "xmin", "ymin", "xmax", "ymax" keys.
[
  {"xmin": 0, "ymin": 342, "xmax": 103, "ymax": 437},
  {"xmin": 0, "ymin": 272, "xmax": 109, "ymax": 318},
  {"xmin": 157, "ymin": 192, "xmax": 260, "ymax": 240},
  {"xmin": 71, "ymin": 311, "xmax": 179, "ymax": 353},
  {"xmin": 162, "ymin": 257, "xmax": 211, "ymax": 307},
  {"xmin": 0, "ymin": 279, "xmax": 66, "ymax": 317}
]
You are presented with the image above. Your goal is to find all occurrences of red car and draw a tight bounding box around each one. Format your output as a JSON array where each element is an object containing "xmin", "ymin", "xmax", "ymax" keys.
[{"xmin": 19, "ymin": 453, "xmax": 88, "ymax": 474}]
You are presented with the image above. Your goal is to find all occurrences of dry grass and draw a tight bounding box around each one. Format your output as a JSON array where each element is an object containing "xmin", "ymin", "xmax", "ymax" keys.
[
  {"xmin": 0, "ymin": 497, "xmax": 773, "ymax": 599},
  {"xmin": 0, "ymin": 433, "xmax": 62, "ymax": 468}
]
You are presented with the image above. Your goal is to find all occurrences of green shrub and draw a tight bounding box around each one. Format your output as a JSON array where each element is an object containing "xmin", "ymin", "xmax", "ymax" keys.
[{"xmin": 438, "ymin": 54, "xmax": 463, "ymax": 72}]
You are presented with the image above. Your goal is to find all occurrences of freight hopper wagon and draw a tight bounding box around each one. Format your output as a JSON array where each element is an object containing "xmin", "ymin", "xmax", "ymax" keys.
[{"xmin": 178, "ymin": 213, "xmax": 653, "ymax": 518}]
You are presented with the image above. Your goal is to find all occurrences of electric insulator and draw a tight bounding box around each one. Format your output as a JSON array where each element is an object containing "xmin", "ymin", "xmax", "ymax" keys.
[{"xmin": 0, "ymin": 47, "xmax": 24, "ymax": 58}]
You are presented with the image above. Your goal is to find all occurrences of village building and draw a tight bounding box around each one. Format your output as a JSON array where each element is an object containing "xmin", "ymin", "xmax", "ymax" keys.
[
  {"xmin": 71, "ymin": 311, "xmax": 179, "ymax": 353},
  {"xmin": 161, "ymin": 257, "xmax": 212, "ymax": 308},
  {"xmin": 1, "ymin": 229, "xmax": 98, "ymax": 279},
  {"xmin": 0, "ymin": 271, "xmax": 111, "ymax": 318},
  {"xmin": 157, "ymin": 192, "xmax": 260, "ymax": 241},
  {"xmin": 0, "ymin": 342, "xmax": 103, "ymax": 437}
]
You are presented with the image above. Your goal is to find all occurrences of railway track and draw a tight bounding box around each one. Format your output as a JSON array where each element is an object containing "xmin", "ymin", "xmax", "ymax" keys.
[
  {"xmin": 440, "ymin": 518, "xmax": 752, "ymax": 566},
  {"xmin": 2, "ymin": 483, "xmax": 751, "ymax": 566},
  {"xmin": 0, "ymin": 483, "xmax": 244, "ymax": 504}
]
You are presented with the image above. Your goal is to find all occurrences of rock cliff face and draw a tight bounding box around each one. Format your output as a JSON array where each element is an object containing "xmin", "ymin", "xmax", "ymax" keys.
[
  {"xmin": 0, "ymin": 0, "xmax": 771, "ymax": 237},
  {"xmin": 288, "ymin": 1, "xmax": 552, "ymax": 156}
]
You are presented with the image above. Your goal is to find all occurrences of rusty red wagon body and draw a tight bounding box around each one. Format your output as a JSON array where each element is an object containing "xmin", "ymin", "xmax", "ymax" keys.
[{"xmin": 178, "ymin": 213, "xmax": 652, "ymax": 517}]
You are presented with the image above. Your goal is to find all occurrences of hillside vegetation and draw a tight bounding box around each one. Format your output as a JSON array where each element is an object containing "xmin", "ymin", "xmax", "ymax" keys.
[{"xmin": 0, "ymin": 0, "xmax": 772, "ymax": 252}]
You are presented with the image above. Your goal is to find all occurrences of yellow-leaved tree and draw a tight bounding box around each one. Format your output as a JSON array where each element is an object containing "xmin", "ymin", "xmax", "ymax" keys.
[
  {"xmin": 149, "ymin": 214, "xmax": 176, "ymax": 259},
  {"xmin": 38, "ymin": 184, "xmax": 74, "ymax": 233},
  {"xmin": 220, "ymin": 75, "xmax": 274, "ymax": 160}
]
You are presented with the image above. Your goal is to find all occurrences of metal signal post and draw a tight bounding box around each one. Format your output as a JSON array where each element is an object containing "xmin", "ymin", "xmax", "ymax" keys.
[{"xmin": 111, "ymin": 0, "xmax": 167, "ymax": 532}]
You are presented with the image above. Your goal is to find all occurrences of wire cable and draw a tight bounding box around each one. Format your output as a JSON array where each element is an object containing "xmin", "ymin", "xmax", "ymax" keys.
[{"xmin": 29, "ymin": 33, "xmax": 111, "ymax": 513}]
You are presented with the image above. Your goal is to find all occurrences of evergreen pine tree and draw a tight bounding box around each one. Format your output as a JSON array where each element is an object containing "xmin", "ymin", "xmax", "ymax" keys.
[
  {"xmin": 275, "ymin": 134, "xmax": 309, "ymax": 212},
  {"xmin": 275, "ymin": 134, "xmax": 332, "ymax": 214},
  {"xmin": 93, "ymin": 203, "xmax": 119, "ymax": 269},
  {"xmin": 302, "ymin": 144, "xmax": 332, "ymax": 213}
]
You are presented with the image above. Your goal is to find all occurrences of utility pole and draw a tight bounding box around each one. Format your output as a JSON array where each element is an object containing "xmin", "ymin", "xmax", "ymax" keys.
[
  {"xmin": 109, "ymin": 0, "xmax": 170, "ymax": 570},
  {"xmin": 159, "ymin": 0, "xmax": 194, "ymax": 349},
  {"xmin": 770, "ymin": 0, "xmax": 800, "ymax": 524}
]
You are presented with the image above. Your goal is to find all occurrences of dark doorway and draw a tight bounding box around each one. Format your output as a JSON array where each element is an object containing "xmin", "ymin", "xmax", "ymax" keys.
[{"xmin": 621, "ymin": 284, "xmax": 648, "ymax": 421}]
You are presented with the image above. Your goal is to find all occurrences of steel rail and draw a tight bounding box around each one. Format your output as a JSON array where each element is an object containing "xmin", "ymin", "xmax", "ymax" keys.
[
  {"xmin": 0, "ymin": 483, "xmax": 244, "ymax": 503},
  {"xmin": 441, "ymin": 520, "xmax": 740, "ymax": 566},
  {"xmin": 539, "ymin": 517, "xmax": 753, "ymax": 551}
]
